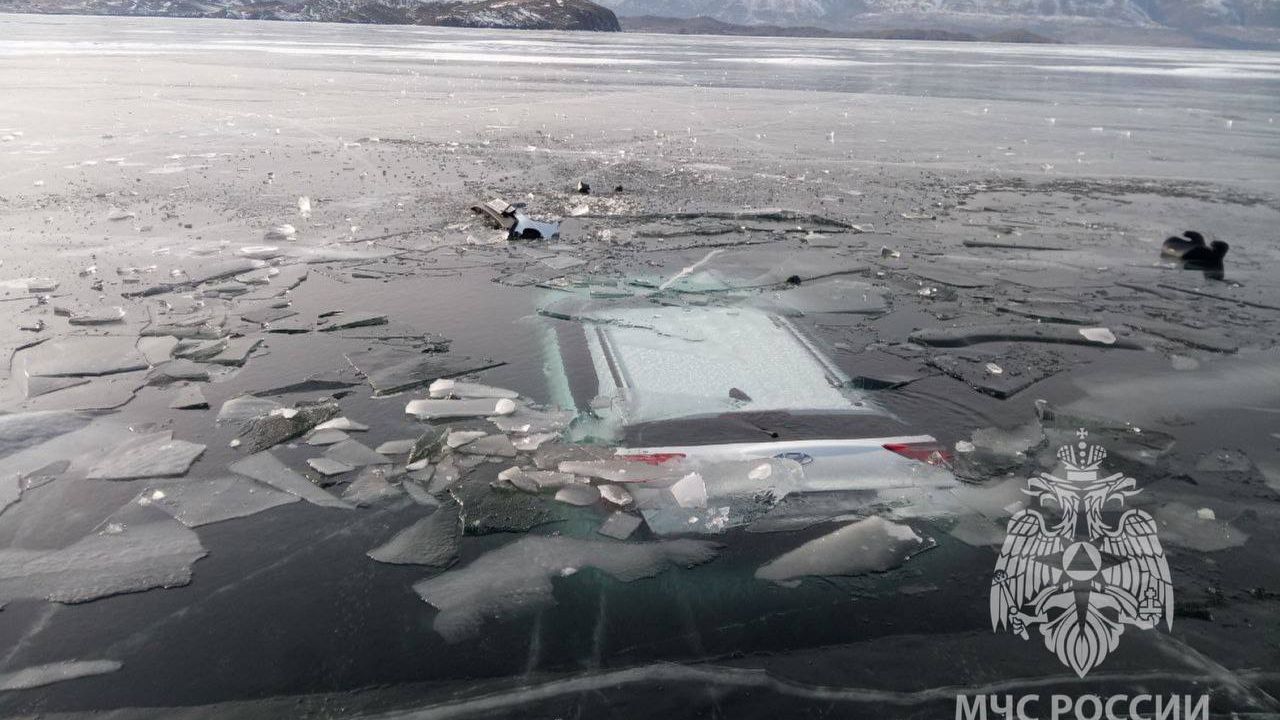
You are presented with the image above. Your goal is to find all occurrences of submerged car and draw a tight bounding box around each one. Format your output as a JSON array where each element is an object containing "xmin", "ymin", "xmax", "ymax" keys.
[{"xmin": 541, "ymin": 302, "xmax": 956, "ymax": 532}]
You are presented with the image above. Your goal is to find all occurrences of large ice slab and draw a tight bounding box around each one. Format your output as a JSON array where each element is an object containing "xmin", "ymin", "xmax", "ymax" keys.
[
  {"xmin": 413, "ymin": 535, "xmax": 719, "ymax": 641},
  {"xmin": 138, "ymin": 476, "xmax": 299, "ymax": 527},
  {"xmin": 0, "ymin": 504, "xmax": 207, "ymax": 605},
  {"xmin": 20, "ymin": 337, "xmax": 150, "ymax": 378},
  {"xmin": 85, "ymin": 431, "xmax": 206, "ymax": 481}
]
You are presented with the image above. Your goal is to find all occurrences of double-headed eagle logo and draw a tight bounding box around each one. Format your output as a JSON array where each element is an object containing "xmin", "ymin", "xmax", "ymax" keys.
[{"xmin": 991, "ymin": 430, "xmax": 1173, "ymax": 677}]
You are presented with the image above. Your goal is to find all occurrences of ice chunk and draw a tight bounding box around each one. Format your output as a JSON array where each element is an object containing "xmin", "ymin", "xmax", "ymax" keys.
[
  {"xmin": 205, "ymin": 337, "xmax": 262, "ymax": 366},
  {"xmin": 597, "ymin": 511, "xmax": 642, "ymax": 540},
  {"xmin": 499, "ymin": 467, "xmax": 574, "ymax": 492},
  {"xmin": 1153, "ymin": 502, "xmax": 1247, "ymax": 552},
  {"xmin": 169, "ymin": 385, "xmax": 208, "ymax": 410},
  {"xmin": 0, "ymin": 504, "xmax": 207, "ymax": 604},
  {"xmin": 217, "ymin": 395, "xmax": 282, "ymax": 424},
  {"xmin": 306, "ymin": 457, "xmax": 353, "ymax": 477},
  {"xmin": 554, "ymin": 483, "xmax": 601, "ymax": 506},
  {"xmin": 305, "ymin": 429, "xmax": 349, "ymax": 446},
  {"xmin": 376, "ymin": 439, "xmax": 417, "ymax": 456},
  {"xmin": 319, "ymin": 312, "xmax": 388, "ymax": 332},
  {"xmin": 413, "ymin": 536, "xmax": 719, "ymax": 641},
  {"xmin": 313, "ymin": 417, "xmax": 368, "ymax": 432},
  {"xmin": 22, "ymin": 337, "xmax": 149, "ymax": 377},
  {"xmin": 139, "ymin": 476, "xmax": 297, "ymax": 527},
  {"xmin": 409, "ymin": 427, "xmax": 448, "ymax": 464},
  {"xmin": 599, "ymin": 484, "xmax": 634, "ymax": 507},
  {"xmin": 668, "ymin": 473, "xmax": 708, "ymax": 508},
  {"xmin": 558, "ymin": 460, "xmax": 687, "ymax": 486},
  {"xmin": 67, "ymin": 306, "xmax": 126, "ymax": 325},
  {"xmin": 345, "ymin": 347, "xmax": 499, "ymax": 396},
  {"xmin": 238, "ymin": 399, "xmax": 340, "ymax": 453},
  {"xmin": 489, "ymin": 406, "xmax": 574, "ymax": 435},
  {"xmin": 85, "ymin": 431, "xmax": 205, "ymax": 481},
  {"xmin": 324, "ymin": 439, "xmax": 391, "ymax": 467},
  {"xmin": 367, "ymin": 500, "xmax": 461, "ymax": 566},
  {"xmin": 948, "ymin": 515, "xmax": 1008, "ymax": 547},
  {"xmin": 447, "ymin": 430, "xmax": 487, "ymax": 449},
  {"xmin": 229, "ymin": 452, "xmax": 351, "ymax": 509},
  {"xmin": 342, "ymin": 467, "xmax": 404, "ymax": 507},
  {"xmin": 0, "ymin": 659, "xmax": 122, "ymax": 690},
  {"xmin": 755, "ymin": 516, "xmax": 934, "ymax": 583},
  {"xmin": 1079, "ymin": 327, "xmax": 1117, "ymax": 345},
  {"xmin": 405, "ymin": 398, "xmax": 516, "ymax": 420},
  {"xmin": 512, "ymin": 433, "xmax": 557, "ymax": 452},
  {"xmin": 428, "ymin": 379, "xmax": 518, "ymax": 399},
  {"xmin": 455, "ymin": 434, "xmax": 517, "ymax": 457},
  {"xmin": 403, "ymin": 478, "xmax": 439, "ymax": 506}
]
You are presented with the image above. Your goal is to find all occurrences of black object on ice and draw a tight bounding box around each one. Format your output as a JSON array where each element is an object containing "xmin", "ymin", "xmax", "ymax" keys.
[
  {"xmin": 471, "ymin": 197, "xmax": 560, "ymax": 240},
  {"xmin": 1162, "ymin": 230, "xmax": 1228, "ymax": 279},
  {"xmin": 1161, "ymin": 230, "xmax": 1206, "ymax": 259},
  {"xmin": 575, "ymin": 181, "xmax": 590, "ymax": 194}
]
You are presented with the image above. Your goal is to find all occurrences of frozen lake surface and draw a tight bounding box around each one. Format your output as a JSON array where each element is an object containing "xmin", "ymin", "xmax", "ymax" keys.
[{"xmin": 0, "ymin": 13, "xmax": 1278, "ymax": 719}]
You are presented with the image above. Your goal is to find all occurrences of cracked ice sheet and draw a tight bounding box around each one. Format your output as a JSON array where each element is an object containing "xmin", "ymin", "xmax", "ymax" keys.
[
  {"xmin": 0, "ymin": 503, "xmax": 207, "ymax": 605},
  {"xmin": 413, "ymin": 535, "xmax": 720, "ymax": 642},
  {"xmin": 0, "ymin": 659, "xmax": 122, "ymax": 690}
]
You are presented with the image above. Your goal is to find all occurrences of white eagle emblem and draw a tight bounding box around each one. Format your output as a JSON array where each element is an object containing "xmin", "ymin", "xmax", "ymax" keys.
[{"xmin": 991, "ymin": 430, "xmax": 1174, "ymax": 677}]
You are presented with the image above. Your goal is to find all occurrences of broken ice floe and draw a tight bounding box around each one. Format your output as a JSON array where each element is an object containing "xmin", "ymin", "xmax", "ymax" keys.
[
  {"xmin": 368, "ymin": 500, "xmax": 461, "ymax": 567},
  {"xmin": 138, "ymin": 476, "xmax": 298, "ymax": 527},
  {"xmin": 413, "ymin": 535, "xmax": 718, "ymax": 641},
  {"xmin": 307, "ymin": 457, "xmax": 353, "ymax": 477},
  {"xmin": 228, "ymin": 452, "xmax": 352, "ymax": 510},
  {"xmin": 755, "ymin": 516, "xmax": 934, "ymax": 585},
  {"xmin": 85, "ymin": 431, "xmax": 205, "ymax": 481},
  {"xmin": 324, "ymin": 439, "xmax": 391, "ymax": 467},
  {"xmin": 342, "ymin": 466, "xmax": 404, "ymax": 506}
]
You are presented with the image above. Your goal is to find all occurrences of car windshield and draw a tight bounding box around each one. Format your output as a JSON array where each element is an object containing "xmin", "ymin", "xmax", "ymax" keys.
[{"xmin": 1, "ymin": 7, "xmax": 1277, "ymax": 720}]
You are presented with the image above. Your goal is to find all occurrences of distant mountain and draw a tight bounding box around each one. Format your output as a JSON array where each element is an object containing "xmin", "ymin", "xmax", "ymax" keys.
[
  {"xmin": 597, "ymin": 0, "xmax": 1280, "ymax": 31},
  {"xmin": 0, "ymin": 0, "xmax": 623, "ymax": 30},
  {"xmin": 621, "ymin": 13, "xmax": 1060, "ymax": 40}
]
